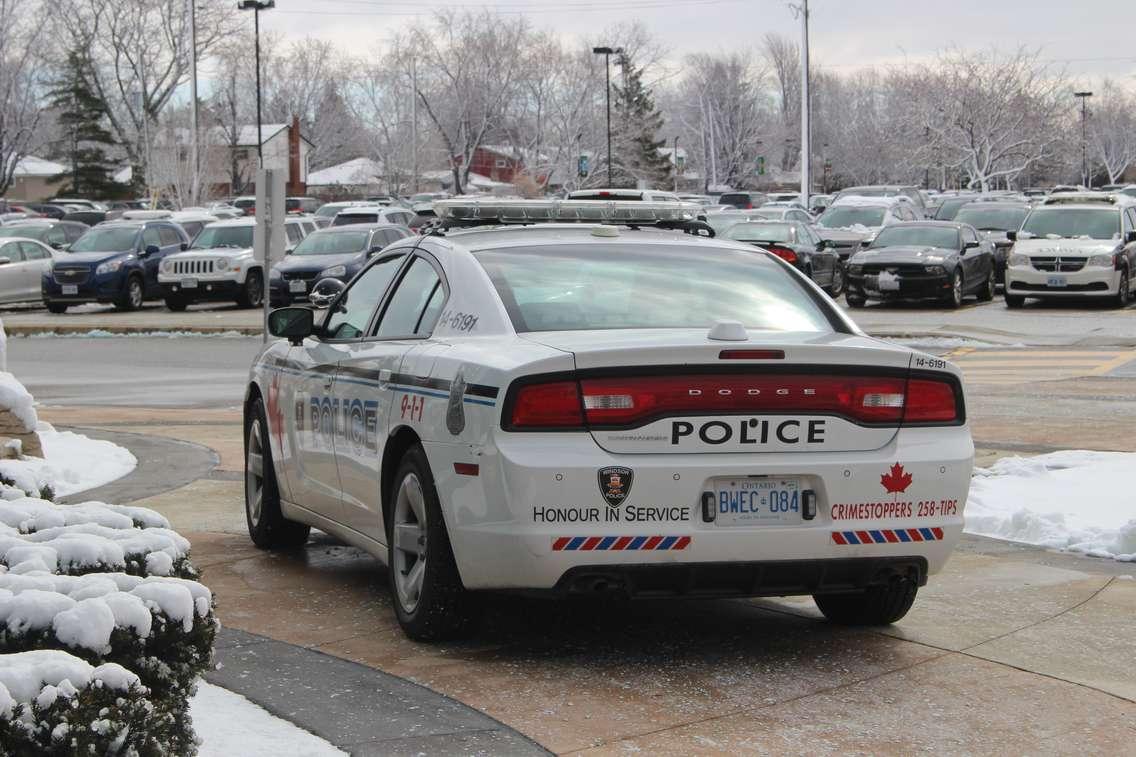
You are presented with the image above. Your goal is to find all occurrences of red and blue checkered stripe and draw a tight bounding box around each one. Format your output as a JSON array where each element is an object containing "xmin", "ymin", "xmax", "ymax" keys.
[
  {"xmin": 552, "ymin": 535, "xmax": 691, "ymax": 551},
  {"xmin": 832, "ymin": 527, "xmax": 944, "ymax": 545}
]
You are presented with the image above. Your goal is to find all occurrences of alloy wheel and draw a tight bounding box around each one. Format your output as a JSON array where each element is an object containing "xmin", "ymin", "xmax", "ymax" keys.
[
  {"xmin": 245, "ymin": 418, "xmax": 265, "ymax": 527},
  {"xmin": 393, "ymin": 472, "xmax": 427, "ymax": 613}
]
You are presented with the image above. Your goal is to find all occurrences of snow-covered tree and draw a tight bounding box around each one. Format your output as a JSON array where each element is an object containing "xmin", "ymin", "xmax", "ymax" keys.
[
  {"xmin": 1090, "ymin": 80, "xmax": 1136, "ymax": 185},
  {"xmin": 0, "ymin": 0, "xmax": 47, "ymax": 196},
  {"xmin": 610, "ymin": 53, "xmax": 670, "ymax": 188}
]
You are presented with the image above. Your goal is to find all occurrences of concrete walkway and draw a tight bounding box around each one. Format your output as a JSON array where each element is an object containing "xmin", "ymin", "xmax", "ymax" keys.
[{"xmin": 49, "ymin": 407, "xmax": 1136, "ymax": 755}]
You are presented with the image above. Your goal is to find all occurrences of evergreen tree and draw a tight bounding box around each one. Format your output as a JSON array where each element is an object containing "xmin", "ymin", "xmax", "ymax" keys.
[
  {"xmin": 610, "ymin": 55, "xmax": 672, "ymax": 189},
  {"xmin": 47, "ymin": 52, "xmax": 123, "ymax": 199}
]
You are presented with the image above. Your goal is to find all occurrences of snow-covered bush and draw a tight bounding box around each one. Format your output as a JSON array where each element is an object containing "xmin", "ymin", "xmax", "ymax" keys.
[
  {"xmin": 0, "ymin": 572, "xmax": 216, "ymax": 755},
  {"xmin": 0, "ymin": 650, "xmax": 178, "ymax": 755}
]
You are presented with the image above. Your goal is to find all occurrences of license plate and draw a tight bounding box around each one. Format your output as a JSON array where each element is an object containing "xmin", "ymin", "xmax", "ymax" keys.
[
  {"xmin": 712, "ymin": 477, "xmax": 802, "ymax": 527},
  {"xmin": 181, "ymin": 278, "xmax": 198, "ymax": 289},
  {"xmin": 289, "ymin": 280, "xmax": 307, "ymax": 293},
  {"xmin": 878, "ymin": 271, "xmax": 901, "ymax": 291},
  {"xmin": 62, "ymin": 284, "xmax": 78, "ymax": 295},
  {"xmin": 1047, "ymin": 276, "xmax": 1067, "ymax": 287}
]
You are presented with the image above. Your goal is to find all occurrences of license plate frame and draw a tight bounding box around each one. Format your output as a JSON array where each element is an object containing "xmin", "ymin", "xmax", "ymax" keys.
[
  {"xmin": 61, "ymin": 284, "xmax": 78, "ymax": 296},
  {"xmin": 289, "ymin": 280, "xmax": 307, "ymax": 294},
  {"xmin": 181, "ymin": 278, "xmax": 198, "ymax": 289},
  {"xmin": 712, "ymin": 477, "xmax": 803, "ymax": 527},
  {"xmin": 1046, "ymin": 275, "xmax": 1067, "ymax": 288}
]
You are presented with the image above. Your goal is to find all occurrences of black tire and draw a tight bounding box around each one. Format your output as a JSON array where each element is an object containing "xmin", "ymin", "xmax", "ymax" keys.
[
  {"xmin": 828, "ymin": 263, "xmax": 845, "ymax": 297},
  {"xmin": 1114, "ymin": 268, "xmax": 1130, "ymax": 308},
  {"xmin": 46, "ymin": 302, "xmax": 68, "ymax": 314},
  {"xmin": 238, "ymin": 269, "xmax": 264, "ymax": 308},
  {"xmin": 977, "ymin": 270, "xmax": 995, "ymax": 302},
  {"xmin": 165, "ymin": 296, "xmax": 189, "ymax": 312},
  {"xmin": 814, "ymin": 575, "xmax": 918, "ymax": 625},
  {"xmin": 944, "ymin": 269, "xmax": 963, "ymax": 308},
  {"xmin": 387, "ymin": 444, "xmax": 481, "ymax": 641},
  {"xmin": 846, "ymin": 294, "xmax": 866, "ymax": 308},
  {"xmin": 115, "ymin": 275, "xmax": 145, "ymax": 311},
  {"xmin": 1005, "ymin": 294, "xmax": 1025, "ymax": 308},
  {"xmin": 244, "ymin": 397, "xmax": 310, "ymax": 550}
]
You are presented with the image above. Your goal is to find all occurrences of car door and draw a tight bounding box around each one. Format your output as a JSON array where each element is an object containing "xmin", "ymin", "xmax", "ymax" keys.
[
  {"xmin": 0, "ymin": 242, "xmax": 25, "ymax": 303},
  {"xmin": 959, "ymin": 225, "xmax": 986, "ymax": 290},
  {"xmin": 796, "ymin": 223, "xmax": 831, "ymax": 286},
  {"xmin": 19, "ymin": 241, "xmax": 53, "ymax": 301},
  {"xmin": 334, "ymin": 253, "xmax": 447, "ymax": 542}
]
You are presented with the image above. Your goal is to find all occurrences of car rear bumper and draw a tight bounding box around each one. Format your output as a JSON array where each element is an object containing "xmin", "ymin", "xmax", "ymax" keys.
[{"xmin": 427, "ymin": 425, "xmax": 973, "ymax": 591}]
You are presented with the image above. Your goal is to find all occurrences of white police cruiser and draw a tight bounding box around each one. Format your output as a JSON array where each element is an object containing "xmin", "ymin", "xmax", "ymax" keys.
[
  {"xmin": 245, "ymin": 199, "xmax": 973, "ymax": 640},
  {"xmin": 158, "ymin": 216, "xmax": 310, "ymax": 310}
]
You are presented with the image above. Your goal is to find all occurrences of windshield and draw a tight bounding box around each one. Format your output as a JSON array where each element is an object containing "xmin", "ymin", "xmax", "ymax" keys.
[
  {"xmin": 953, "ymin": 206, "xmax": 1029, "ymax": 232},
  {"xmin": 475, "ymin": 244, "xmax": 832, "ymax": 333},
  {"xmin": 0, "ymin": 226, "xmax": 47, "ymax": 242},
  {"xmin": 291, "ymin": 230, "xmax": 369, "ymax": 255},
  {"xmin": 315, "ymin": 205, "xmax": 344, "ymax": 217},
  {"xmin": 1021, "ymin": 208, "xmax": 1119, "ymax": 240},
  {"xmin": 70, "ymin": 227, "xmax": 139, "ymax": 253},
  {"xmin": 332, "ymin": 213, "xmax": 379, "ymax": 226},
  {"xmin": 724, "ymin": 222, "xmax": 795, "ymax": 243},
  {"xmin": 817, "ymin": 206, "xmax": 885, "ymax": 228},
  {"xmin": 191, "ymin": 226, "xmax": 254, "ymax": 249},
  {"xmin": 871, "ymin": 226, "xmax": 959, "ymax": 249},
  {"xmin": 705, "ymin": 214, "xmax": 747, "ymax": 235}
]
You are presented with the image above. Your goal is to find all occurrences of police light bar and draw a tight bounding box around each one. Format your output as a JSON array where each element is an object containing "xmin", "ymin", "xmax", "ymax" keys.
[{"xmin": 434, "ymin": 198, "xmax": 701, "ymax": 225}]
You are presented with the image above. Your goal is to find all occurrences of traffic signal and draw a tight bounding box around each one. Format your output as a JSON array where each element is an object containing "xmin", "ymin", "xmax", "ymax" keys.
[
  {"xmin": 578, "ymin": 155, "xmax": 590, "ymax": 178},
  {"xmin": 755, "ymin": 156, "xmax": 765, "ymax": 176}
]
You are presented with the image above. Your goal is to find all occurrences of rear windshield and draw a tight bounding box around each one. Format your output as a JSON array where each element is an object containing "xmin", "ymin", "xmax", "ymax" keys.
[
  {"xmin": 332, "ymin": 213, "xmax": 379, "ymax": 226},
  {"xmin": 475, "ymin": 244, "xmax": 833, "ymax": 333},
  {"xmin": 316, "ymin": 204, "xmax": 344, "ymax": 217},
  {"xmin": 953, "ymin": 206, "xmax": 1029, "ymax": 232},
  {"xmin": 70, "ymin": 227, "xmax": 139, "ymax": 252},
  {"xmin": 933, "ymin": 198, "xmax": 973, "ymax": 220},
  {"xmin": 191, "ymin": 225, "xmax": 254, "ymax": 249},
  {"xmin": 871, "ymin": 226, "xmax": 959, "ymax": 249},
  {"xmin": 0, "ymin": 226, "xmax": 47, "ymax": 241},
  {"xmin": 292, "ymin": 230, "xmax": 369, "ymax": 255},
  {"xmin": 725, "ymin": 222, "xmax": 794, "ymax": 243},
  {"xmin": 817, "ymin": 206, "xmax": 885, "ymax": 228},
  {"xmin": 1020, "ymin": 208, "xmax": 1119, "ymax": 240}
]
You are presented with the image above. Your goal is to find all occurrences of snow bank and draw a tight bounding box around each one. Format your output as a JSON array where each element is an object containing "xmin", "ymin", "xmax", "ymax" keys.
[
  {"xmin": 191, "ymin": 682, "xmax": 347, "ymax": 757},
  {"xmin": 15, "ymin": 422, "xmax": 138, "ymax": 497},
  {"xmin": 0, "ymin": 650, "xmax": 139, "ymax": 703},
  {"xmin": 0, "ymin": 371, "xmax": 36, "ymax": 431},
  {"xmin": 967, "ymin": 450, "xmax": 1136, "ymax": 561},
  {"xmin": 17, "ymin": 329, "xmax": 249, "ymax": 339}
]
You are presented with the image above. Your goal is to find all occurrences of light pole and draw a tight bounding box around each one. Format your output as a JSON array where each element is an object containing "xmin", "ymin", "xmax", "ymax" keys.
[
  {"xmin": 592, "ymin": 46, "xmax": 622, "ymax": 187},
  {"xmin": 238, "ymin": 0, "xmax": 275, "ymax": 168},
  {"xmin": 1074, "ymin": 91, "xmax": 1093, "ymax": 188},
  {"xmin": 790, "ymin": 0, "xmax": 811, "ymax": 205},
  {"xmin": 673, "ymin": 136, "xmax": 680, "ymax": 192}
]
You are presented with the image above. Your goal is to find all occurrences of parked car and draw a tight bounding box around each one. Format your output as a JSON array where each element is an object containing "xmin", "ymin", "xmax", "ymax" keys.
[
  {"xmin": 313, "ymin": 201, "xmax": 370, "ymax": 228},
  {"xmin": 26, "ymin": 204, "xmax": 68, "ymax": 220},
  {"xmin": 331, "ymin": 205, "xmax": 416, "ymax": 228},
  {"xmin": 409, "ymin": 192, "xmax": 449, "ymax": 204},
  {"xmin": 0, "ymin": 220, "xmax": 88, "ymax": 250},
  {"xmin": 814, "ymin": 197, "xmax": 921, "ymax": 260},
  {"xmin": 717, "ymin": 191, "xmax": 769, "ymax": 209},
  {"xmin": 845, "ymin": 221, "xmax": 995, "ymax": 308},
  {"xmin": 723, "ymin": 220, "xmax": 844, "ymax": 296},
  {"xmin": 705, "ymin": 208, "xmax": 812, "ymax": 236},
  {"xmin": 61, "ymin": 210, "xmax": 107, "ymax": 226},
  {"xmin": 809, "ymin": 194, "xmax": 833, "ymax": 215},
  {"xmin": 833, "ymin": 185, "xmax": 928, "ymax": 217},
  {"xmin": 158, "ymin": 216, "xmax": 312, "ymax": 311},
  {"xmin": 1004, "ymin": 192, "xmax": 1136, "ymax": 308},
  {"xmin": 952, "ymin": 201, "xmax": 1031, "ymax": 288},
  {"xmin": 409, "ymin": 203, "xmax": 436, "ymax": 231},
  {"xmin": 232, "ymin": 196, "xmax": 257, "ymax": 215},
  {"xmin": 566, "ymin": 188, "xmax": 682, "ymax": 202},
  {"xmin": 49, "ymin": 198, "xmax": 107, "ymax": 211},
  {"xmin": 268, "ymin": 223, "xmax": 413, "ymax": 307},
  {"xmin": 42, "ymin": 220, "xmax": 190, "ymax": 313},
  {"xmin": 0, "ymin": 237, "xmax": 58, "ymax": 305}
]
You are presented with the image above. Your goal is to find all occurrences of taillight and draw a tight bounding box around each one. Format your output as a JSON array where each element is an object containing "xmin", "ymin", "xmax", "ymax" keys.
[
  {"xmin": 508, "ymin": 381, "xmax": 584, "ymax": 428},
  {"xmin": 766, "ymin": 246, "xmax": 798, "ymax": 263},
  {"xmin": 505, "ymin": 373, "xmax": 961, "ymax": 430}
]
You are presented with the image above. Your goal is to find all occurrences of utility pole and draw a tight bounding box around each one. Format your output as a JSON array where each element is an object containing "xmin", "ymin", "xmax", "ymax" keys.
[
  {"xmin": 592, "ymin": 46, "xmax": 622, "ymax": 186},
  {"xmin": 791, "ymin": 0, "xmax": 811, "ymax": 205},
  {"xmin": 238, "ymin": 2, "xmax": 275, "ymax": 167},
  {"xmin": 140, "ymin": 55, "xmax": 151, "ymax": 201},
  {"xmin": 1074, "ymin": 91, "xmax": 1093, "ymax": 188},
  {"xmin": 189, "ymin": 0, "xmax": 200, "ymax": 206}
]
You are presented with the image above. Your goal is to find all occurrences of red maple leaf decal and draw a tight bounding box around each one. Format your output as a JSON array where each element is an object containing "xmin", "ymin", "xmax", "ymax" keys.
[
  {"xmin": 266, "ymin": 373, "xmax": 286, "ymax": 452},
  {"xmin": 881, "ymin": 462, "xmax": 913, "ymax": 494}
]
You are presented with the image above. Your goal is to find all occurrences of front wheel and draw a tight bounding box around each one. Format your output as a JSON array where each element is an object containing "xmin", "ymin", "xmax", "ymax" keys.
[
  {"xmin": 115, "ymin": 275, "xmax": 144, "ymax": 311},
  {"xmin": 388, "ymin": 444, "xmax": 481, "ymax": 641},
  {"xmin": 46, "ymin": 302, "xmax": 69, "ymax": 314},
  {"xmin": 944, "ymin": 270, "xmax": 963, "ymax": 309},
  {"xmin": 814, "ymin": 575, "xmax": 918, "ymax": 625},
  {"xmin": 846, "ymin": 294, "xmax": 866, "ymax": 308},
  {"xmin": 1114, "ymin": 268, "xmax": 1130, "ymax": 308},
  {"xmin": 238, "ymin": 270, "xmax": 264, "ymax": 308},
  {"xmin": 245, "ymin": 397, "xmax": 310, "ymax": 549},
  {"xmin": 1005, "ymin": 294, "xmax": 1025, "ymax": 308},
  {"xmin": 827, "ymin": 264, "xmax": 845, "ymax": 297},
  {"xmin": 977, "ymin": 270, "xmax": 995, "ymax": 302}
]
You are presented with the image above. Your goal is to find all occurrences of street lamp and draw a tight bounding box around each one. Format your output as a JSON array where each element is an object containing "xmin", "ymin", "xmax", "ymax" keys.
[
  {"xmin": 592, "ymin": 46, "xmax": 622, "ymax": 187},
  {"xmin": 1074, "ymin": 91, "xmax": 1093, "ymax": 188},
  {"xmin": 238, "ymin": 0, "xmax": 275, "ymax": 167}
]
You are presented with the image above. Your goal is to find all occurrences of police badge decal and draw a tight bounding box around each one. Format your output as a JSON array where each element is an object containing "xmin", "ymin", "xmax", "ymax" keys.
[{"xmin": 598, "ymin": 466, "xmax": 634, "ymax": 507}]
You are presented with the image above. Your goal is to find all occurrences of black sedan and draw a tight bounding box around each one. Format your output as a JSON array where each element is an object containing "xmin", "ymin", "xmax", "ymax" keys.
[
  {"xmin": 951, "ymin": 201, "xmax": 1030, "ymax": 288},
  {"xmin": 845, "ymin": 221, "xmax": 995, "ymax": 308},
  {"xmin": 723, "ymin": 220, "xmax": 844, "ymax": 296}
]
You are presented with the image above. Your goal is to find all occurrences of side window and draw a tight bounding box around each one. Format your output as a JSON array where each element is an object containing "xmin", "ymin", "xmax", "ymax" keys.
[
  {"xmin": 962, "ymin": 226, "xmax": 978, "ymax": 245},
  {"xmin": 1, "ymin": 243, "xmax": 25, "ymax": 262},
  {"xmin": 46, "ymin": 227, "xmax": 67, "ymax": 245},
  {"xmin": 21, "ymin": 242, "xmax": 48, "ymax": 260},
  {"xmin": 374, "ymin": 257, "xmax": 444, "ymax": 338},
  {"xmin": 143, "ymin": 227, "xmax": 163, "ymax": 249},
  {"xmin": 1123, "ymin": 208, "xmax": 1135, "ymax": 233},
  {"xmin": 160, "ymin": 226, "xmax": 182, "ymax": 246},
  {"xmin": 323, "ymin": 255, "xmax": 405, "ymax": 341},
  {"xmin": 285, "ymin": 224, "xmax": 302, "ymax": 244},
  {"xmin": 65, "ymin": 224, "xmax": 85, "ymax": 242},
  {"xmin": 383, "ymin": 229, "xmax": 402, "ymax": 245}
]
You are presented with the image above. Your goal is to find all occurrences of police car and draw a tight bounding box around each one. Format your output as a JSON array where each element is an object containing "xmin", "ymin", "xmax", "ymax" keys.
[{"xmin": 244, "ymin": 199, "xmax": 973, "ymax": 640}]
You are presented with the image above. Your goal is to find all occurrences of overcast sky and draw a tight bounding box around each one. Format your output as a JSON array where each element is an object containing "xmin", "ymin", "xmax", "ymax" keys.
[{"xmin": 257, "ymin": 0, "xmax": 1136, "ymax": 87}]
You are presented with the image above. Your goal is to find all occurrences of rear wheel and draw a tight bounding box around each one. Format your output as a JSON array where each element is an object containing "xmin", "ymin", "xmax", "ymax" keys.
[
  {"xmin": 245, "ymin": 397, "xmax": 310, "ymax": 549},
  {"xmin": 46, "ymin": 302, "xmax": 68, "ymax": 314},
  {"xmin": 814, "ymin": 575, "xmax": 918, "ymax": 625},
  {"xmin": 827, "ymin": 264, "xmax": 845, "ymax": 297},
  {"xmin": 846, "ymin": 293, "xmax": 866, "ymax": 308},
  {"xmin": 1005, "ymin": 294, "xmax": 1025, "ymax": 308},
  {"xmin": 115, "ymin": 275, "xmax": 144, "ymax": 311},
  {"xmin": 388, "ymin": 444, "xmax": 481, "ymax": 641},
  {"xmin": 165, "ymin": 296, "xmax": 189, "ymax": 312},
  {"xmin": 238, "ymin": 270, "xmax": 264, "ymax": 308},
  {"xmin": 977, "ymin": 270, "xmax": 995, "ymax": 302},
  {"xmin": 1113, "ymin": 268, "xmax": 1130, "ymax": 308}
]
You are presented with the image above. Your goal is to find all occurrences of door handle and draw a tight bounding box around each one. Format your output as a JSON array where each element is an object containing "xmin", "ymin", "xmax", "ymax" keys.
[{"xmin": 323, "ymin": 377, "xmax": 333, "ymax": 390}]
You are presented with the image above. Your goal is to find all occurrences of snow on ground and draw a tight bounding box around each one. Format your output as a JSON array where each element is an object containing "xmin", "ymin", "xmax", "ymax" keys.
[
  {"xmin": 883, "ymin": 336, "xmax": 1022, "ymax": 350},
  {"xmin": 15, "ymin": 423, "xmax": 136, "ymax": 497},
  {"xmin": 190, "ymin": 683, "xmax": 346, "ymax": 757},
  {"xmin": 16, "ymin": 330, "xmax": 249, "ymax": 339},
  {"xmin": 966, "ymin": 450, "xmax": 1136, "ymax": 561}
]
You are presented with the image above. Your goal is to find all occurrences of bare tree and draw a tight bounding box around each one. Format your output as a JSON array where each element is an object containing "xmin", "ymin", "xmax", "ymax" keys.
[
  {"xmin": 763, "ymin": 33, "xmax": 800, "ymax": 171},
  {"xmin": 347, "ymin": 53, "xmax": 418, "ymax": 194},
  {"xmin": 1090, "ymin": 79, "xmax": 1136, "ymax": 185},
  {"xmin": 0, "ymin": 0, "xmax": 47, "ymax": 196}
]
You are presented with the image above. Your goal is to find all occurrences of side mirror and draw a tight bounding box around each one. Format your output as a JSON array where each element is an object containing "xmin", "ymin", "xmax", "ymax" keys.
[
  {"xmin": 268, "ymin": 307, "xmax": 314, "ymax": 346},
  {"xmin": 1006, "ymin": 231, "xmax": 1017, "ymax": 241},
  {"xmin": 0, "ymin": 257, "xmax": 10, "ymax": 266},
  {"xmin": 180, "ymin": 242, "xmax": 189, "ymax": 251},
  {"xmin": 816, "ymin": 239, "xmax": 827, "ymax": 250},
  {"xmin": 309, "ymin": 277, "xmax": 346, "ymax": 309},
  {"xmin": 964, "ymin": 240, "xmax": 980, "ymax": 250},
  {"xmin": 141, "ymin": 244, "xmax": 160, "ymax": 257},
  {"xmin": 1125, "ymin": 230, "xmax": 1136, "ymax": 244}
]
